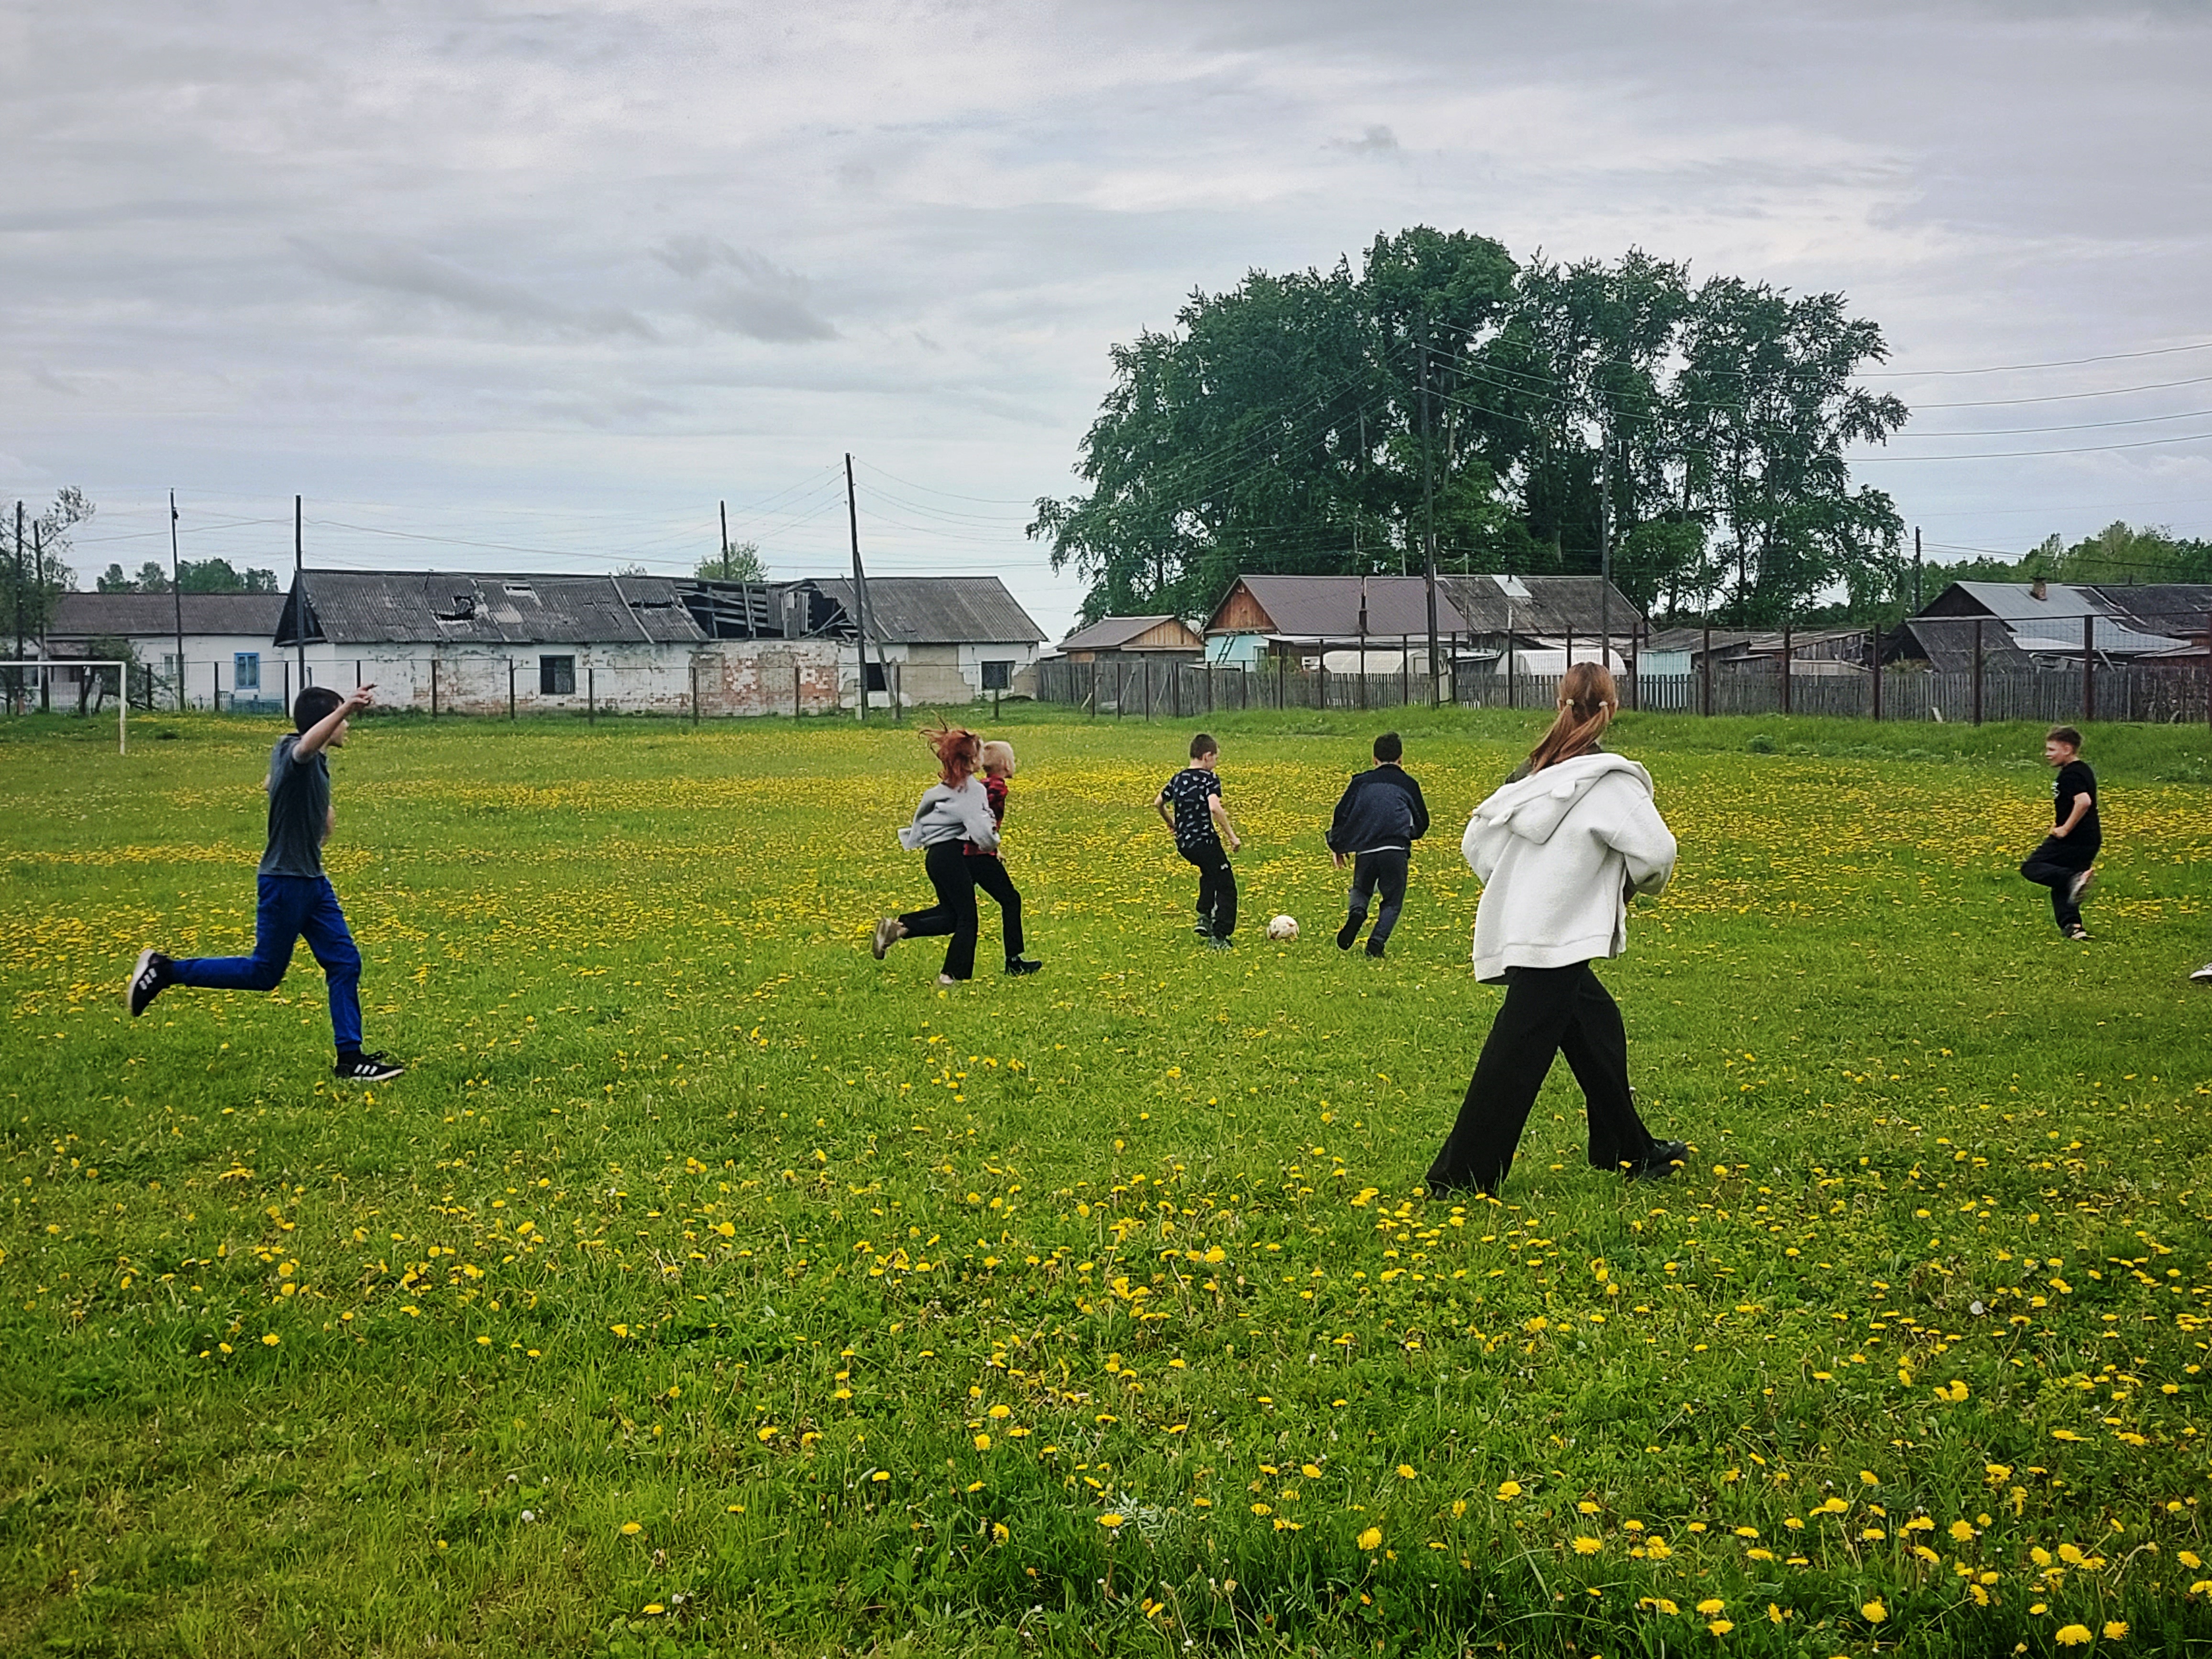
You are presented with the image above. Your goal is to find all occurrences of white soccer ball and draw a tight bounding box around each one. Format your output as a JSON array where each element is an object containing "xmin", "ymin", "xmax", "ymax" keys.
[{"xmin": 1266, "ymin": 914, "xmax": 1299, "ymax": 942}]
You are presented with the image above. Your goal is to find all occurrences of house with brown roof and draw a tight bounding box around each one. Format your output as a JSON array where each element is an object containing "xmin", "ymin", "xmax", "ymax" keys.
[{"xmin": 1203, "ymin": 573, "xmax": 1644, "ymax": 674}]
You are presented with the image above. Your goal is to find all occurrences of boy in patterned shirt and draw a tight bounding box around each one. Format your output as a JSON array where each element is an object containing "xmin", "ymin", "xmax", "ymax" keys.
[{"xmin": 1154, "ymin": 732, "xmax": 1242, "ymax": 947}]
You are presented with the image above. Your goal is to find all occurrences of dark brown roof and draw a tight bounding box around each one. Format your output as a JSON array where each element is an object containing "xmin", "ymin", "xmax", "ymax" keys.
[
  {"xmin": 278, "ymin": 570, "xmax": 709, "ymax": 646},
  {"xmin": 50, "ymin": 591, "xmax": 286, "ymax": 640},
  {"xmin": 811, "ymin": 577, "xmax": 1045, "ymax": 644},
  {"xmin": 1208, "ymin": 575, "xmax": 1470, "ymax": 637}
]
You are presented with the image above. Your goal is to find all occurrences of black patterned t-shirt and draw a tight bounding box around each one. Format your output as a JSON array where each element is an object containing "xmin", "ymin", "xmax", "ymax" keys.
[{"xmin": 1161, "ymin": 767, "xmax": 1224, "ymax": 849}]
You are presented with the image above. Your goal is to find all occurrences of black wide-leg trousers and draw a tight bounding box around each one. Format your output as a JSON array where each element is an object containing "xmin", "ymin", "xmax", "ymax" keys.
[
  {"xmin": 899, "ymin": 840, "xmax": 979, "ymax": 981},
  {"xmin": 1427, "ymin": 961, "xmax": 1658, "ymax": 1196}
]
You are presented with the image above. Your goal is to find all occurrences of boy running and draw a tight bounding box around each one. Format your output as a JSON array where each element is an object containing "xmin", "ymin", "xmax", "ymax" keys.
[
  {"xmin": 1155, "ymin": 732, "xmax": 1240, "ymax": 947},
  {"xmin": 2018, "ymin": 724, "xmax": 2099, "ymax": 941},
  {"xmin": 126, "ymin": 685, "xmax": 404, "ymax": 1082},
  {"xmin": 1326, "ymin": 730, "xmax": 1429, "ymax": 959}
]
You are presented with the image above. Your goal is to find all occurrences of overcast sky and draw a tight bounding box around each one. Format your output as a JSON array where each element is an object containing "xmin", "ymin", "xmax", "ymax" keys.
[{"xmin": 5, "ymin": 0, "xmax": 2209, "ymax": 640}]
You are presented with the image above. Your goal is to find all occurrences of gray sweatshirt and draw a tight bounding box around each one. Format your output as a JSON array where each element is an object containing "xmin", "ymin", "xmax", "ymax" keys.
[{"xmin": 899, "ymin": 776, "xmax": 999, "ymax": 852}]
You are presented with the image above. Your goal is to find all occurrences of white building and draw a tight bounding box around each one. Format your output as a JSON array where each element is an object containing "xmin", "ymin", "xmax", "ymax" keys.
[
  {"xmin": 812, "ymin": 577, "xmax": 1047, "ymax": 708},
  {"xmin": 46, "ymin": 591, "xmax": 290, "ymax": 710},
  {"xmin": 275, "ymin": 570, "xmax": 852, "ymax": 717}
]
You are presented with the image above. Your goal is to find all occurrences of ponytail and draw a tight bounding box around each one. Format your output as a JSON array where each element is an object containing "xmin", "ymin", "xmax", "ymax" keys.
[{"xmin": 1525, "ymin": 661, "xmax": 1617, "ymax": 774}]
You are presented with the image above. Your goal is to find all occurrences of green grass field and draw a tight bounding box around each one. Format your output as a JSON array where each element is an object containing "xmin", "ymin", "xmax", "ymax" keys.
[{"xmin": 5, "ymin": 704, "xmax": 2212, "ymax": 1659}]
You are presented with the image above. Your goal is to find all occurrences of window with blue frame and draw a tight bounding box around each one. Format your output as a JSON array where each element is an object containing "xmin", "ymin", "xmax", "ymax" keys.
[{"xmin": 234, "ymin": 653, "xmax": 261, "ymax": 691}]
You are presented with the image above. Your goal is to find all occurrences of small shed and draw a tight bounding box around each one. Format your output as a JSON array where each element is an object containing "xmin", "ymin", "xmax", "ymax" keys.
[{"xmin": 1054, "ymin": 614, "xmax": 1205, "ymax": 662}]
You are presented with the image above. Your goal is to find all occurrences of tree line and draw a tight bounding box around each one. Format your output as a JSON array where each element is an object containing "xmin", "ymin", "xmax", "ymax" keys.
[{"xmin": 1029, "ymin": 227, "xmax": 1912, "ymax": 628}]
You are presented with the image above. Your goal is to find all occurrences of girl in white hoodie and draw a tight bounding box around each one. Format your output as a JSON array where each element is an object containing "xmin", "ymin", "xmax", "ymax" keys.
[
  {"xmin": 873, "ymin": 721, "xmax": 1000, "ymax": 984},
  {"xmin": 1427, "ymin": 664, "xmax": 1687, "ymax": 1198}
]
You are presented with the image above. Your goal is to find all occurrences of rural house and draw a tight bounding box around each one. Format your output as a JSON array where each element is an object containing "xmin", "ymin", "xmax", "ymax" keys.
[
  {"xmin": 810, "ymin": 577, "xmax": 1047, "ymax": 707},
  {"xmin": 44, "ymin": 590, "xmax": 291, "ymax": 710}
]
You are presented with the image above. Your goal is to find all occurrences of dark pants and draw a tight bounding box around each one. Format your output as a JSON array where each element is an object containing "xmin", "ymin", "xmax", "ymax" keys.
[
  {"xmin": 1342, "ymin": 848, "xmax": 1409, "ymax": 951},
  {"xmin": 171, "ymin": 874, "xmax": 365, "ymax": 1054},
  {"xmin": 1427, "ymin": 961, "xmax": 1658, "ymax": 1196},
  {"xmin": 1179, "ymin": 841, "xmax": 1237, "ymax": 940},
  {"xmin": 2020, "ymin": 836, "xmax": 2097, "ymax": 932},
  {"xmin": 900, "ymin": 840, "xmax": 979, "ymax": 980},
  {"xmin": 967, "ymin": 852, "xmax": 1025, "ymax": 964}
]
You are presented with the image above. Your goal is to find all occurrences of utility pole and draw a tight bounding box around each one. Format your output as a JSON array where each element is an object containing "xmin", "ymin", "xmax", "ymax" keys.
[
  {"xmin": 170, "ymin": 490, "xmax": 185, "ymax": 710},
  {"xmin": 719, "ymin": 499, "xmax": 730, "ymax": 580},
  {"xmin": 11, "ymin": 500, "xmax": 22, "ymax": 668},
  {"xmin": 294, "ymin": 495, "xmax": 306, "ymax": 695},
  {"xmin": 1913, "ymin": 526, "xmax": 1922, "ymax": 613},
  {"xmin": 1417, "ymin": 333, "xmax": 1440, "ymax": 702},
  {"xmin": 33, "ymin": 522, "xmax": 46, "ymax": 710},
  {"xmin": 1598, "ymin": 433, "xmax": 1613, "ymax": 674},
  {"xmin": 844, "ymin": 454, "xmax": 889, "ymax": 723}
]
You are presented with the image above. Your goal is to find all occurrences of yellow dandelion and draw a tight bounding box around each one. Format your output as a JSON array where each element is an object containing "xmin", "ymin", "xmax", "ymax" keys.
[
  {"xmin": 1861, "ymin": 1599, "xmax": 1887, "ymax": 1623},
  {"xmin": 2054, "ymin": 1626, "xmax": 2092, "ymax": 1647},
  {"xmin": 1697, "ymin": 1599, "xmax": 1725, "ymax": 1615},
  {"xmin": 1572, "ymin": 1537, "xmax": 1601, "ymax": 1555},
  {"xmin": 261, "ymin": 1333, "xmax": 279, "ymax": 1347},
  {"xmin": 1708, "ymin": 1620, "xmax": 1734, "ymax": 1637},
  {"xmin": 619, "ymin": 1521, "xmax": 642, "ymax": 1536},
  {"xmin": 1495, "ymin": 1480, "xmax": 1522, "ymax": 1501},
  {"xmin": 1358, "ymin": 1526, "xmax": 1382, "ymax": 1550},
  {"xmin": 2103, "ymin": 1623, "xmax": 2128, "ymax": 1640},
  {"xmin": 1396, "ymin": 1464, "xmax": 1416, "ymax": 1480}
]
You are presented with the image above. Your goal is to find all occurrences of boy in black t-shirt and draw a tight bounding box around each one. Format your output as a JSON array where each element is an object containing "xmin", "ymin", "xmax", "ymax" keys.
[
  {"xmin": 124, "ymin": 684, "xmax": 406, "ymax": 1080},
  {"xmin": 1154, "ymin": 732, "xmax": 1242, "ymax": 947},
  {"xmin": 2019, "ymin": 724, "xmax": 2100, "ymax": 941}
]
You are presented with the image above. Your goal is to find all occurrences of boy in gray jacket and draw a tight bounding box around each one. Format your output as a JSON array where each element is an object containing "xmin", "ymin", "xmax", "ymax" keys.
[{"xmin": 874, "ymin": 722, "xmax": 1000, "ymax": 984}]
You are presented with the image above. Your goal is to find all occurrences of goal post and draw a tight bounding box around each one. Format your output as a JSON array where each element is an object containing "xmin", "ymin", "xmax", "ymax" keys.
[{"xmin": 2, "ymin": 661, "xmax": 132, "ymax": 753}]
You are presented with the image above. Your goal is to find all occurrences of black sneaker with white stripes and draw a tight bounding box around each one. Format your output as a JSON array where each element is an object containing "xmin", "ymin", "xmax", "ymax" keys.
[
  {"xmin": 333, "ymin": 1051, "xmax": 406, "ymax": 1084},
  {"xmin": 126, "ymin": 949, "xmax": 173, "ymax": 1018}
]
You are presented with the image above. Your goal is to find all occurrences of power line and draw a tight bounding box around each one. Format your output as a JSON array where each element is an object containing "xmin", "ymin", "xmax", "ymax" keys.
[{"xmin": 1861, "ymin": 339, "xmax": 2212, "ymax": 377}]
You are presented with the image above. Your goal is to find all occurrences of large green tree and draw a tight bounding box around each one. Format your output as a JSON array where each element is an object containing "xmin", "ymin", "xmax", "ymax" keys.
[
  {"xmin": 1031, "ymin": 232, "xmax": 1909, "ymax": 625},
  {"xmin": 2, "ymin": 487, "xmax": 93, "ymax": 652}
]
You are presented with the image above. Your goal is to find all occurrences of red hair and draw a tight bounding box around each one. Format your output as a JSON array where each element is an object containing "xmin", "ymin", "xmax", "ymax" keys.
[
  {"xmin": 1526, "ymin": 662, "xmax": 1617, "ymax": 774},
  {"xmin": 921, "ymin": 718, "xmax": 982, "ymax": 786}
]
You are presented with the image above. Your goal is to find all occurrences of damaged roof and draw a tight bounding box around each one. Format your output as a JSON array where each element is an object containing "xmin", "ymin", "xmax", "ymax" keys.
[
  {"xmin": 279, "ymin": 570, "xmax": 710, "ymax": 647},
  {"xmin": 810, "ymin": 576, "xmax": 1046, "ymax": 644}
]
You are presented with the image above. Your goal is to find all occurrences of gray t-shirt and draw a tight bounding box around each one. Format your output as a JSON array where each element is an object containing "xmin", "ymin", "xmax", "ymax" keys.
[{"xmin": 259, "ymin": 734, "xmax": 331, "ymax": 878}]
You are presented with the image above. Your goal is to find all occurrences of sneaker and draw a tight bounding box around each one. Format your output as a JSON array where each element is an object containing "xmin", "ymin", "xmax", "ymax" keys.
[
  {"xmin": 1204, "ymin": 936, "xmax": 1234, "ymax": 951},
  {"xmin": 2067, "ymin": 867, "xmax": 2097, "ymax": 906},
  {"xmin": 937, "ymin": 973, "xmax": 966, "ymax": 986},
  {"xmin": 1626, "ymin": 1139, "xmax": 1688, "ymax": 1180},
  {"xmin": 126, "ymin": 949, "xmax": 173, "ymax": 1018},
  {"xmin": 2064, "ymin": 924, "xmax": 2090, "ymax": 942},
  {"xmin": 2193, "ymin": 962, "xmax": 2212, "ymax": 984},
  {"xmin": 1364, "ymin": 942, "xmax": 1386, "ymax": 960},
  {"xmin": 1336, "ymin": 918, "xmax": 1360, "ymax": 951},
  {"xmin": 872, "ymin": 917, "xmax": 902, "ymax": 960},
  {"xmin": 1006, "ymin": 957, "xmax": 1042, "ymax": 976},
  {"xmin": 334, "ymin": 1051, "xmax": 406, "ymax": 1083},
  {"xmin": 1192, "ymin": 919, "xmax": 1212, "ymax": 938}
]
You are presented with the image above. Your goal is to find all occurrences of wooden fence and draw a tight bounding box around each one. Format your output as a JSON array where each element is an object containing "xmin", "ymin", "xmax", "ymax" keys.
[{"xmin": 1034, "ymin": 655, "xmax": 2212, "ymax": 725}]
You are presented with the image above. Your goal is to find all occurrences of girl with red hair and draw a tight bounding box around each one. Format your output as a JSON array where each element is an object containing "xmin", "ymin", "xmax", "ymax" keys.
[{"xmin": 874, "ymin": 720, "xmax": 1000, "ymax": 984}]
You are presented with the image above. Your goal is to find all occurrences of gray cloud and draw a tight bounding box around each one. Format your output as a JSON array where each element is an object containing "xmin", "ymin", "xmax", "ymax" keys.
[
  {"xmin": 1, "ymin": 0, "xmax": 2207, "ymax": 639},
  {"xmin": 294, "ymin": 236, "xmax": 657, "ymax": 341},
  {"xmin": 651, "ymin": 237, "xmax": 838, "ymax": 342}
]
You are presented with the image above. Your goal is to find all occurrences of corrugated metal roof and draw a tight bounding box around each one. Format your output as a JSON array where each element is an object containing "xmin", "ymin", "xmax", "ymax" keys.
[
  {"xmin": 812, "ymin": 577, "xmax": 1045, "ymax": 644},
  {"xmin": 1209, "ymin": 575, "xmax": 1471, "ymax": 638},
  {"xmin": 1058, "ymin": 614, "xmax": 1193, "ymax": 652},
  {"xmin": 1944, "ymin": 580, "xmax": 2114, "ymax": 623},
  {"xmin": 1897, "ymin": 617, "xmax": 2034, "ymax": 673},
  {"xmin": 50, "ymin": 591, "xmax": 286, "ymax": 640},
  {"xmin": 281, "ymin": 570, "xmax": 708, "ymax": 646},
  {"xmin": 1437, "ymin": 574, "xmax": 1646, "ymax": 635}
]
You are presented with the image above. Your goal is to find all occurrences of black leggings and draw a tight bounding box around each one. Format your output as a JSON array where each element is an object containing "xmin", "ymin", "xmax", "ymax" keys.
[
  {"xmin": 966, "ymin": 852, "xmax": 1025, "ymax": 963},
  {"xmin": 1427, "ymin": 962, "xmax": 1658, "ymax": 1196},
  {"xmin": 1179, "ymin": 841, "xmax": 1237, "ymax": 939},
  {"xmin": 899, "ymin": 841, "xmax": 978, "ymax": 980}
]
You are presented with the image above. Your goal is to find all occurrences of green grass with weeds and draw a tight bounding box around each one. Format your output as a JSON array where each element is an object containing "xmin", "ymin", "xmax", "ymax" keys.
[{"xmin": 5, "ymin": 705, "xmax": 2212, "ymax": 1658}]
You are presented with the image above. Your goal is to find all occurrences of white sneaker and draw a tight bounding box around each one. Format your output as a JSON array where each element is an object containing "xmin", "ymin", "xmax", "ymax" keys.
[
  {"xmin": 2191, "ymin": 962, "xmax": 2212, "ymax": 984},
  {"xmin": 2068, "ymin": 866, "xmax": 2097, "ymax": 906}
]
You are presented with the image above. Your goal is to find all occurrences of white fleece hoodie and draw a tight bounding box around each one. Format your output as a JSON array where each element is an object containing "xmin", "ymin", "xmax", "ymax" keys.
[{"xmin": 1461, "ymin": 752, "xmax": 1676, "ymax": 984}]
